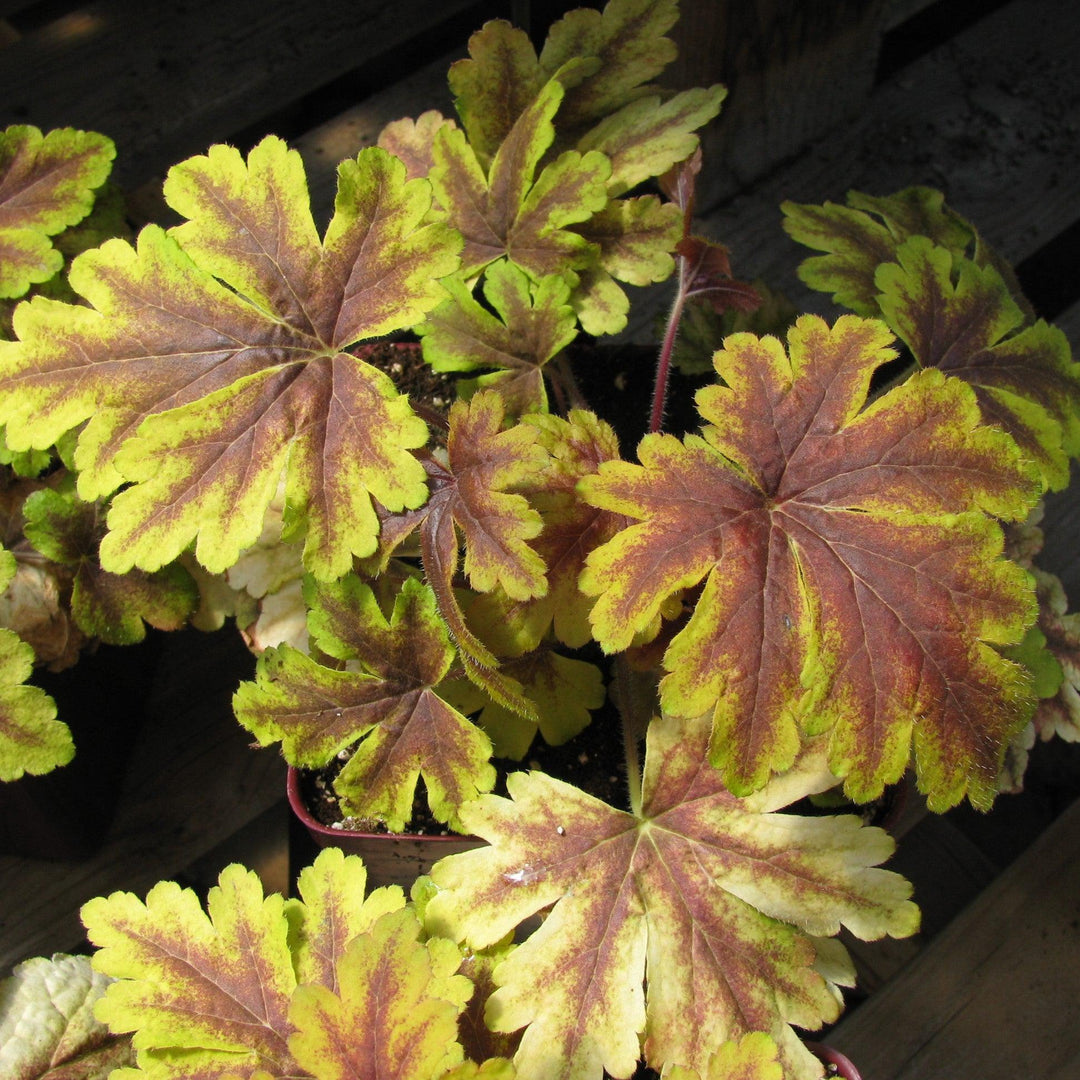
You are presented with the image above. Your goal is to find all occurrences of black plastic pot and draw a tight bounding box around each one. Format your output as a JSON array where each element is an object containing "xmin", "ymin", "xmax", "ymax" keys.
[{"xmin": 0, "ymin": 634, "xmax": 162, "ymax": 859}]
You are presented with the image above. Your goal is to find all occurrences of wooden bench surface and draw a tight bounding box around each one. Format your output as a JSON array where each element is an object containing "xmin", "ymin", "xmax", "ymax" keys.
[{"xmin": 831, "ymin": 796, "xmax": 1080, "ymax": 1079}]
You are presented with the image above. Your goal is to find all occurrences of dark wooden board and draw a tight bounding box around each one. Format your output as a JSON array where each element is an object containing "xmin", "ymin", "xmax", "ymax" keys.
[
  {"xmin": 0, "ymin": 0, "xmax": 482, "ymax": 185},
  {"xmin": 830, "ymin": 796, "xmax": 1080, "ymax": 1079}
]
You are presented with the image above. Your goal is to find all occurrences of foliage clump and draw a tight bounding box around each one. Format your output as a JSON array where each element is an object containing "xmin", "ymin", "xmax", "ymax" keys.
[{"xmin": 1, "ymin": 1, "xmax": 1079, "ymax": 1078}]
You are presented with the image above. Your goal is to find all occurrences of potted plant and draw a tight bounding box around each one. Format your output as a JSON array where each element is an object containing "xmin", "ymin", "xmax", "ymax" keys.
[{"xmin": 1, "ymin": 0, "xmax": 1078, "ymax": 1076}]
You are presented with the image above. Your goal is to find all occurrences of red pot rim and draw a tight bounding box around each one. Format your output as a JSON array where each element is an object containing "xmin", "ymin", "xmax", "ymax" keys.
[{"xmin": 286, "ymin": 765, "xmax": 476, "ymax": 844}]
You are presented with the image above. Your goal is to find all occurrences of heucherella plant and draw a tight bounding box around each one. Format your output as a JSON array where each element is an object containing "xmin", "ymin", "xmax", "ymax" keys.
[{"xmin": 1, "ymin": 0, "xmax": 1080, "ymax": 1078}]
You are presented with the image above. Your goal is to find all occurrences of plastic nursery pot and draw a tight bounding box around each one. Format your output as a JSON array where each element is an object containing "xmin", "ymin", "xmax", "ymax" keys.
[
  {"xmin": 806, "ymin": 1042, "xmax": 862, "ymax": 1080},
  {"xmin": 286, "ymin": 766, "xmax": 484, "ymax": 890},
  {"xmin": 0, "ymin": 634, "xmax": 163, "ymax": 860}
]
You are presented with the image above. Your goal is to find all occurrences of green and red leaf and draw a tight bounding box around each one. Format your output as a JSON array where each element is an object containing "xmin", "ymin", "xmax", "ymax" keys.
[
  {"xmin": 22, "ymin": 487, "xmax": 197, "ymax": 645},
  {"xmin": 0, "ymin": 138, "xmax": 460, "ymax": 580},
  {"xmin": 581, "ymin": 315, "xmax": 1040, "ymax": 809},
  {"xmin": 0, "ymin": 629, "xmax": 70, "ymax": 781},
  {"xmin": 875, "ymin": 236, "xmax": 1080, "ymax": 490},
  {"xmin": 781, "ymin": 186, "xmax": 974, "ymax": 317},
  {"xmin": 537, "ymin": 0, "xmax": 681, "ymax": 138},
  {"xmin": 463, "ymin": 410, "xmax": 626, "ymax": 657},
  {"xmin": 82, "ymin": 866, "xmax": 301, "ymax": 1079},
  {"xmin": 0, "ymin": 126, "xmax": 116, "ymax": 300},
  {"xmin": 417, "ymin": 261, "xmax": 579, "ymax": 416},
  {"xmin": 430, "ymin": 79, "xmax": 610, "ymax": 281},
  {"xmin": 427, "ymin": 710, "xmax": 917, "ymax": 1080},
  {"xmin": 289, "ymin": 906, "xmax": 471, "ymax": 1080},
  {"xmin": 234, "ymin": 575, "xmax": 495, "ymax": 832}
]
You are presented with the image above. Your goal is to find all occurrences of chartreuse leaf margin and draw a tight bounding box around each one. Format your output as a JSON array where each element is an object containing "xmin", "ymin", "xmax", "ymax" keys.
[
  {"xmin": 581, "ymin": 314, "xmax": 1041, "ymax": 810},
  {"xmin": 427, "ymin": 711, "xmax": 918, "ymax": 1080},
  {"xmin": 0, "ymin": 136, "xmax": 460, "ymax": 581},
  {"xmin": 80, "ymin": 848, "xmax": 507, "ymax": 1080}
]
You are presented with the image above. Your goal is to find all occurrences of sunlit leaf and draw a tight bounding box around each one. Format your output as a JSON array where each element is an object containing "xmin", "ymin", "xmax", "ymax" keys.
[
  {"xmin": 581, "ymin": 315, "xmax": 1040, "ymax": 809},
  {"xmin": 0, "ymin": 126, "xmax": 115, "ymax": 300},
  {"xmin": 289, "ymin": 906, "xmax": 471, "ymax": 1080},
  {"xmin": 664, "ymin": 1032, "xmax": 785, "ymax": 1080},
  {"xmin": 417, "ymin": 262, "xmax": 578, "ymax": 416},
  {"xmin": 427, "ymin": 711, "xmax": 917, "ymax": 1080},
  {"xmin": 0, "ymin": 953, "xmax": 133, "ymax": 1080},
  {"xmin": 0, "ymin": 629, "xmax": 70, "ymax": 781},
  {"xmin": 81, "ymin": 866, "xmax": 301, "ymax": 1079},
  {"xmin": 0, "ymin": 138, "xmax": 460, "ymax": 580},
  {"xmin": 234, "ymin": 575, "xmax": 495, "ymax": 832}
]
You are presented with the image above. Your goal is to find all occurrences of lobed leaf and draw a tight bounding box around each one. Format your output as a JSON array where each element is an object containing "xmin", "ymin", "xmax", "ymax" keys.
[
  {"xmin": 417, "ymin": 261, "xmax": 579, "ymax": 416},
  {"xmin": 577, "ymin": 86, "xmax": 726, "ymax": 196},
  {"xmin": 23, "ymin": 487, "xmax": 197, "ymax": 645},
  {"xmin": 234, "ymin": 575, "xmax": 495, "ymax": 832},
  {"xmin": 0, "ymin": 126, "xmax": 116, "ymax": 300},
  {"xmin": 448, "ymin": 21, "xmax": 545, "ymax": 168},
  {"xmin": 781, "ymin": 186, "xmax": 974, "ymax": 316},
  {"xmin": 0, "ymin": 953, "xmax": 133, "ymax": 1080},
  {"xmin": 0, "ymin": 628, "xmax": 70, "ymax": 781},
  {"xmin": 82, "ymin": 866, "xmax": 301, "ymax": 1078},
  {"xmin": 463, "ymin": 410, "xmax": 626, "ymax": 657},
  {"xmin": 430, "ymin": 78, "xmax": 610, "ymax": 281},
  {"xmin": 427, "ymin": 711, "xmax": 917, "ymax": 1080},
  {"xmin": 0, "ymin": 139, "xmax": 459, "ymax": 580},
  {"xmin": 289, "ymin": 906, "xmax": 471, "ymax": 1080},
  {"xmin": 440, "ymin": 647, "xmax": 606, "ymax": 759},
  {"xmin": 581, "ymin": 315, "xmax": 1041, "ymax": 808},
  {"xmin": 876, "ymin": 236, "xmax": 1080, "ymax": 490},
  {"xmin": 538, "ymin": 0, "xmax": 681, "ymax": 136}
]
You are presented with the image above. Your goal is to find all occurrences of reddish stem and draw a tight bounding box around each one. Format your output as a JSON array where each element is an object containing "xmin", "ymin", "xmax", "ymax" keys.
[{"xmin": 649, "ymin": 256, "xmax": 690, "ymax": 435}]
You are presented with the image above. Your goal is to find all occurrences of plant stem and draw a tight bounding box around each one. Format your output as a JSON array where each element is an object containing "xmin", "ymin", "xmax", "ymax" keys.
[
  {"xmin": 650, "ymin": 256, "xmax": 690, "ymax": 435},
  {"xmin": 613, "ymin": 654, "xmax": 650, "ymax": 816}
]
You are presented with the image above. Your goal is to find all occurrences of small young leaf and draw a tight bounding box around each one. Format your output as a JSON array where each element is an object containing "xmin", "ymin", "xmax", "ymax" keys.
[
  {"xmin": 289, "ymin": 906, "xmax": 471, "ymax": 1080},
  {"xmin": 0, "ymin": 629, "xmax": 70, "ymax": 781},
  {"xmin": 378, "ymin": 110, "xmax": 456, "ymax": 181},
  {"xmin": 0, "ymin": 953, "xmax": 133, "ymax": 1080},
  {"xmin": 430, "ymin": 78, "xmax": 610, "ymax": 280},
  {"xmin": 441, "ymin": 647, "xmax": 605, "ymax": 759},
  {"xmin": 427, "ymin": 711, "xmax": 917, "ymax": 1080},
  {"xmin": 0, "ymin": 126, "xmax": 116, "ymax": 300},
  {"xmin": 417, "ymin": 261, "xmax": 579, "ymax": 416},
  {"xmin": 22, "ymin": 487, "xmax": 197, "ymax": 645},
  {"xmin": 581, "ymin": 315, "xmax": 1041, "ymax": 809}
]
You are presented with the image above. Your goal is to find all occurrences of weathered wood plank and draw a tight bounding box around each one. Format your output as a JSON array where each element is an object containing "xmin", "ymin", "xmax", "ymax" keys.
[
  {"xmin": 0, "ymin": 628, "xmax": 281, "ymax": 973},
  {"xmin": 829, "ymin": 796, "xmax": 1080, "ymax": 1079},
  {"xmin": 0, "ymin": 0, "xmax": 481, "ymax": 186}
]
